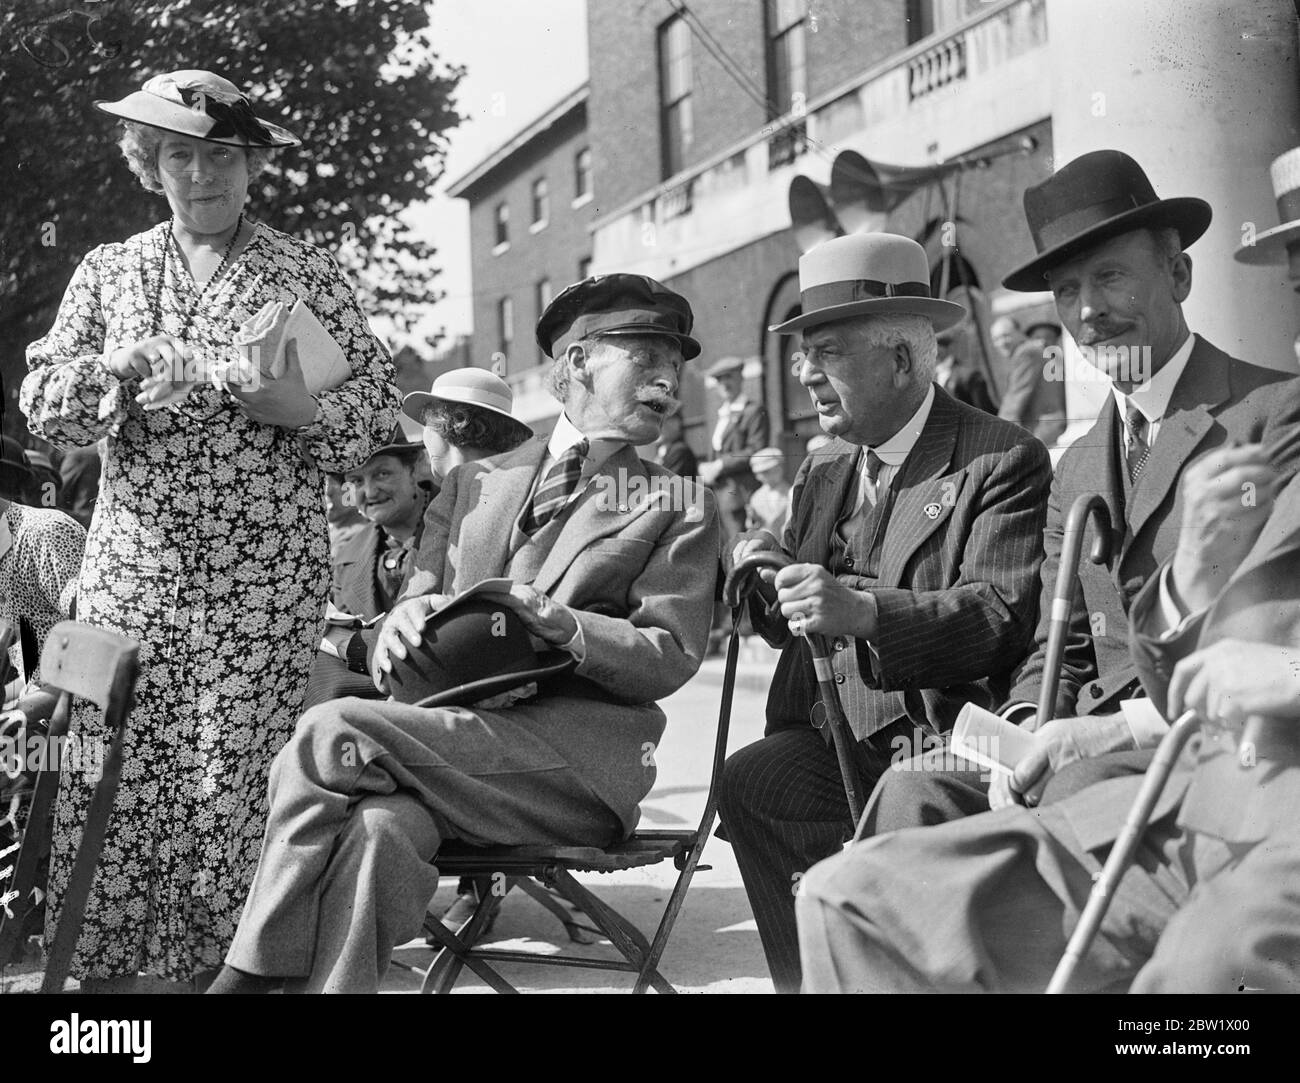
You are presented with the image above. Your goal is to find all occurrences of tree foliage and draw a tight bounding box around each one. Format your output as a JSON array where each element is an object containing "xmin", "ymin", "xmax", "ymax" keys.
[{"xmin": 0, "ymin": 0, "xmax": 463, "ymax": 435}]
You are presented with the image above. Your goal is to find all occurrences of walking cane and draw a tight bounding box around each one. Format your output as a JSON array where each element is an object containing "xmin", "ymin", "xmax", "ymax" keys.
[
  {"xmin": 1046, "ymin": 709, "xmax": 1201, "ymax": 993},
  {"xmin": 727, "ymin": 552, "xmax": 869, "ymax": 824},
  {"xmin": 1036, "ymin": 494, "xmax": 1114, "ymax": 729}
]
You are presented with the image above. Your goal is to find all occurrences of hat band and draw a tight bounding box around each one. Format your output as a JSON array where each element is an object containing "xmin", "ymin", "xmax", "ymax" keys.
[
  {"xmin": 1035, "ymin": 193, "xmax": 1148, "ymax": 251},
  {"xmin": 1277, "ymin": 188, "xmax": 1300, "ymax": 226},
  {"xmin": 175, "ymin": 86, "xmax": 277, "ymax": 145},
  {"xmin": 800, "ymin": 279, "xmax": 932, "ymax": 311}
]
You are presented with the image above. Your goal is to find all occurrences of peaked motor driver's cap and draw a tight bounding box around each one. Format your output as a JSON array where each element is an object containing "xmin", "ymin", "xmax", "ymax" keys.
[
  {"xmin": 536, "ymin": 273, "xmax": 701, "ymax": 360},
  {"xmin": 1002, "ymin": 149, "xmax": 1211, "ymax": 292},
  {"xmin": 386, "ymin": 578, "xmax": 577, "ymax": 708}
]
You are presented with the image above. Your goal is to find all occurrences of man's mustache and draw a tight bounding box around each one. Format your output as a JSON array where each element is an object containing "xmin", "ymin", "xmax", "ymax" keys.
[
  {"xmin": 637, "ymin": 391, "xmax": 681, "ymax": 415},
  {"xmin": 1075, "ymin": 323, "xmax": 1134, "ymax": 347}
]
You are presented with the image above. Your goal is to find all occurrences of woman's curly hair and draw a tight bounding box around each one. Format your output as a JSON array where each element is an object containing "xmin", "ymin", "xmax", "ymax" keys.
[
  {"xmin": 118, "ymin": 121, "xmax": 274, "ymax": 194},
  {"xmin": 421, "ymin": 401, "xmax": 528, "ymax": 455}
]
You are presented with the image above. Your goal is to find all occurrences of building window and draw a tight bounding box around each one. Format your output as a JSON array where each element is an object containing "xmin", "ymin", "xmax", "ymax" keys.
[
  {"xmin": 534, "ymin": 279, "xmax": 553, "ymax": 361},
  {"xmin": 493, "ymin": 202, "xmax": 509, "ymax": 251},
  {"xmin": 578, "ymin": 256, "xmax": 592, "ymax": 280},
  {"xmin": 497, "ymin": 295, "xmax": 514, "ymax": 364},
  {"xmin": 530, "ymin": 177, "xmax": 549, "ymax": 230},
  {"xmin": 574, "ymin": 147, "xmax": 593, "ymax": 202},
  {"xmin": 767, "ymin": 0, "xmax": 807, "ymax": 119},
  {"xmin": 658, "ymin": 14, "xmax": 693, "ymax": 179}
]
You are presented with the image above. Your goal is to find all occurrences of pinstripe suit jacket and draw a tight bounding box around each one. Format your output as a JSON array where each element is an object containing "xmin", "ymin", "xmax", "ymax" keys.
[
  {"xmin": 752, "ymin": 386, "xmax": 1051, "ymax": 742},
  {"xmin": 1005, "ymin": 336, "xmax": 1300, "ymax": 720}
]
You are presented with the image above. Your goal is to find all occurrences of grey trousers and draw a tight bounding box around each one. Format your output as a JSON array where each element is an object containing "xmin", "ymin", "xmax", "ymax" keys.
[{"xmin": 225, "ymin": 696, "xmax": 620, "ymax": 993}]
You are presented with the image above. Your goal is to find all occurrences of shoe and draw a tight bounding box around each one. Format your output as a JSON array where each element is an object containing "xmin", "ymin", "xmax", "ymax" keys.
[{"xmin": 439, "ymin": 889, "xmax": 481, "ymax": 931}]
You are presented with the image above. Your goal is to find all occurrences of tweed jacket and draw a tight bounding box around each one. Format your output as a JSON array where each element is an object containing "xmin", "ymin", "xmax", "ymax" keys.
[{"xmin": 382, "ymin": 434, "xmax": 720, "ymax": 830}]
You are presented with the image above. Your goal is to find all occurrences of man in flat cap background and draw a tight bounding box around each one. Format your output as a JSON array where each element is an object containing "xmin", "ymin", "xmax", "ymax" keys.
[
  {"xmin": 798, "ymin": 149, "xmax": 1300, "ymax": 993},
  {"xmin": 698, "ymin": 355, "xmax": 769, "ymax": 542},
  {"xmin": 210, "ymin": 274, "xmax": 719, "ymax": 993},
  {"xmin": 716, "ymin": 231, "xmax": 1052, "ymax": 993}
]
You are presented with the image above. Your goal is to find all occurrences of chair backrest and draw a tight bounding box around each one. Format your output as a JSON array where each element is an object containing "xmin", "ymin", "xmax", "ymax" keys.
[{"xmin": 39, "ymin": 621, "xmax": 139, "ymax": 717}]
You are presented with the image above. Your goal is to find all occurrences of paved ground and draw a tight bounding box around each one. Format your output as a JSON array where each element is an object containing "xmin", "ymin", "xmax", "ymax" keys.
[
  {"xmin": 0, "ymin": 640, "xmax": 779, "ymax": 995},
  {"xmin": 384, "ymin": 638, "xmax": 780, "ymax": 994}
]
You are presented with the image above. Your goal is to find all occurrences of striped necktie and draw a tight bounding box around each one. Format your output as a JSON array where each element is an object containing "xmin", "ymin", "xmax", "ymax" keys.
[
  {"xmin": 521, "ymin": 439, "xmax": 589, "ymax": 535},
  {"xmin": 863, "ymin": 448, "xmax": 884, "ymax": 506}
]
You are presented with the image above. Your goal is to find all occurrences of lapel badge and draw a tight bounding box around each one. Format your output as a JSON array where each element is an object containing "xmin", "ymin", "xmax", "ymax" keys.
[{"xmin": 923, "ymin": 502, "xmax": 942, "ymax": 520}]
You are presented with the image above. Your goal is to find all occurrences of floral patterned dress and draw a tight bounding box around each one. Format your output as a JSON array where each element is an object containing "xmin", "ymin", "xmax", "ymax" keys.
[{"xmin": 21, "ymin": 220, "xmax": 400, "ymax": 980}]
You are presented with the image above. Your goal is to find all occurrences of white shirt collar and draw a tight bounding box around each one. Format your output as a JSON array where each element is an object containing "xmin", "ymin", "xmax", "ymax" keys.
[
  {"xmin": 869, "ymin": 383, "xmax": 936, "ymax": 469},
  {"xmin": 718, "ymin": 395, "xmax": 749, "ymax": 416},
  {"xmin": 546, "ymin": 411, "xmax": 624, "ymax": 476},
  {"xmin": 1110, "ymin": 332, "xmax": 1196, "ymax": 426}
]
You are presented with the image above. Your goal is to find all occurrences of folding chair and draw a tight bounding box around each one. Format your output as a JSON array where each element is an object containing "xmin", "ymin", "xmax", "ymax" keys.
[
  {"xmin": 0, "ymin": 621, "xmax": 139, "ymax": 993},
  {"xmin": 417, "ymin": 565, "xmax": 755, "ymax": 994}
]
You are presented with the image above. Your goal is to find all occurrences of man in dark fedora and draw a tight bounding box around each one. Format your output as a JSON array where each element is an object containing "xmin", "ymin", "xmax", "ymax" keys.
[
  {"xmin": 697, "ymin": 355, "xmax": 769, "ymax": 541},
  {"xmin": 715, "ymin": 231, "xmax": 1052, "ymax": 993},
  {"xmin": 796, "ymin": 150, "xmax": 1300, "ymax": 992},
  {"xmin": 209, "ymin": 274, "xmax": 719, "ymax": 993}
]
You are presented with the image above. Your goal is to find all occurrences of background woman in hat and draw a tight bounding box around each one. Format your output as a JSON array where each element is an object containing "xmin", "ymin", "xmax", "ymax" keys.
[{"xmin": 19, "ymin": 70, "xmax": 399, "ymax": 990}]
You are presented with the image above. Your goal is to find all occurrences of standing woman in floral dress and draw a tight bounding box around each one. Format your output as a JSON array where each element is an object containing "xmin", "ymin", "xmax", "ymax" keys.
[{"xmin": 20, "ymin": 70, "xmax": 401, "ymax": 991}]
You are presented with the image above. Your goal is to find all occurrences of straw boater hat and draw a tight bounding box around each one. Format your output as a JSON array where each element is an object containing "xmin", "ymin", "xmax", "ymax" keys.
[
  {"xmin": 1234, "ymin": 146, "xmax": 1300, "ymax": 278},
  {"xmin": 1002, "ymin": 149, "xmax": 1211, "ymax": 292},
  {"xmin": 94, "ymin": 70, "xmax": 300, "ymax": 147},
  {"xmin": 401, "ymin": 367, "xmax": 533, "ymax": 444},
  {"xmin": 769, "ymin": 233, "xmax": 966, "ymax": 334}
]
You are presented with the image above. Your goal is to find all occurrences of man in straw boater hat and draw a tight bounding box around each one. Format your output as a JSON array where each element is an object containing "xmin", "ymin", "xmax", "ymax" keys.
[
  {"xmin": 714, "ymin": 231, "xmax": 1052, "ymax": 993},
  {"xmin": 796, "ymin": 150, "xmax": 1300, "ymax": 993},
  {"xmin": 208, "ymin": 274, "xmax": 718, "ymax": 993}
]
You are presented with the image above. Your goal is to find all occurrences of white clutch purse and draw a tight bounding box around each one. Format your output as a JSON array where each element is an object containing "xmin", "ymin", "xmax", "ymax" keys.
[{"xmin": 140, "ymin": 299, "xmax": 350, "ymax": 410}]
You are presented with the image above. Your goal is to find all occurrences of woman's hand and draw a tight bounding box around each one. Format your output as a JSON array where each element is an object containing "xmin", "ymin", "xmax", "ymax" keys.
[
  {"xmin": 104, "ymin": 335, "xmax": 188, "ymax": 382},
  {"xmin": 229, "ymin": 338, "xmax": 319, "ymax": 429}
]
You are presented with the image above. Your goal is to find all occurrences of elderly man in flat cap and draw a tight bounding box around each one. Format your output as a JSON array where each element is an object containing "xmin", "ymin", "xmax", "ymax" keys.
[
  {"xmin": 209, "ymin": 275, "xmax": 719, "ymax": 993},
  {"xmin": 715, "ymin": 231, "xmax": 1052, "ymax": 993},
  {"xmin": 797, "ymin": 149, "xmax": 1300, "ymax": 994}
]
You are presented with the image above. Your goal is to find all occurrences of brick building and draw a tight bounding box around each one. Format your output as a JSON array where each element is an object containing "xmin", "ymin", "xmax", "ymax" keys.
[
  {"xmin": 445, "ymin": 84, "xmax": 595, "ymax": 423},
  {"xmin": 449, "ymin": 0, "xmax": 1297, "ymax": 452},
  {"xmin": 586, "ymin": 0, "xmax": 1056, "ymax": 458}
]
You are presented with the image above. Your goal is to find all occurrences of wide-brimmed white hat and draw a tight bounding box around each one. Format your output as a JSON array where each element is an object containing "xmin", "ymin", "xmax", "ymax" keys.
[
  {"xmin": 1235, "ymin": 146, "xmax": 1300, "ymax": 273},
  {"xmin": 95, "ymin": 70, "xmax": 300, "ymax": 147},
  {"xmin": 770, "ymin": 233, "xmax": 966, "ymax": 334},
  {"xmin": 402, "ymin": 367, "xmax": 532, "ymax": 441}
]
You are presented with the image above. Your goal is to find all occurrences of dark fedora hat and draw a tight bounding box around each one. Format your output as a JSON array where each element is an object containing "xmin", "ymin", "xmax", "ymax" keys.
[
  {"xmin": 362, "ymin": 425, "xmax": 425, "ymax": 465},
  {"xmin": 1002, "ymin": 150, "xmax": 1211, "ymax": 292},
  {"xmin": 387, "ymin": 578, "xmax": 576, "ymax": 708},
  {"xmin": 536, "ymin": 273, "xmax": 701, "ymax": 360}
]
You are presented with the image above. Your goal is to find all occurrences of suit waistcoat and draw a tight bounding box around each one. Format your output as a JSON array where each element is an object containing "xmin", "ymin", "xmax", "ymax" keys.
[{"xmin": 818, "ymin": 475, "xmax": 901, "ymax": 743}]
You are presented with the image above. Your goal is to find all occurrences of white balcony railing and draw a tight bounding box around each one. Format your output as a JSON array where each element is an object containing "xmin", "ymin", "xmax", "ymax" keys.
[{"xmin": 590, "ymin": 0, "xmax": 1047, "ymax": 283}]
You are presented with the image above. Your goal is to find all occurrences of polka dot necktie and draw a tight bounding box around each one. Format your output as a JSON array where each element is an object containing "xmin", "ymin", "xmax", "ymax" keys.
[{"xmin": 1124, "ymin": 402, "xmax": 1150, "ymax": 482}]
